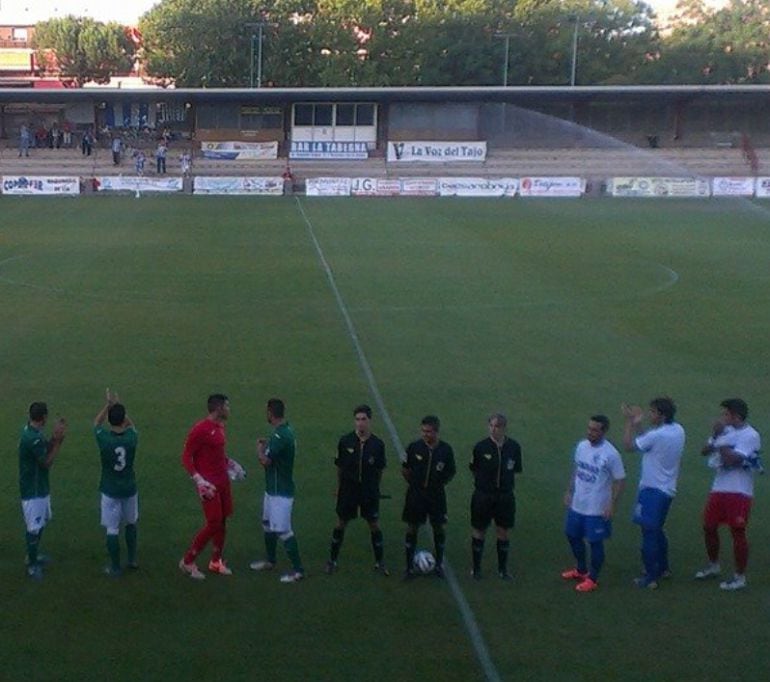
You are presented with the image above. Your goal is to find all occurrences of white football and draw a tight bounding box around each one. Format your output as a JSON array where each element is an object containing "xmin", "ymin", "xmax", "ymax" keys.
[{"xmin": 413, "ymin": 550, "xmax": 436, "ymax": 574}]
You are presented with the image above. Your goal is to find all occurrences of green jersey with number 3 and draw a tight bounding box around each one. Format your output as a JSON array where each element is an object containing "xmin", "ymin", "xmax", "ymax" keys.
[{"xmin": 95, "ymin": 426, "xmax": 138, "ymax": 498}]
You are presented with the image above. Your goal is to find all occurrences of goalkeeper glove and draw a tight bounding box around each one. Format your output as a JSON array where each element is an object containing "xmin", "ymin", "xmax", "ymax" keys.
[
  {"xmin": 227, "ymin": 458, "xmax": 247, "ymax": 481},
  {"xmin": 192, "ymin": 473, "xmax": 217, "ymax": 500}
]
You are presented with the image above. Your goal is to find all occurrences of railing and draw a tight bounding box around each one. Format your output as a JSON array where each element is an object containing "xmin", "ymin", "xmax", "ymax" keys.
[{"xmin": 0, "ymin": 39, "xmax": 31, "ymax": 48}]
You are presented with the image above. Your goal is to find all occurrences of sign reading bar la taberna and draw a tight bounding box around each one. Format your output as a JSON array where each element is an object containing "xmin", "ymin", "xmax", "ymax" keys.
[{"xmin": 289, "ymin": 141, "xmax": 369, "ymax": 160}]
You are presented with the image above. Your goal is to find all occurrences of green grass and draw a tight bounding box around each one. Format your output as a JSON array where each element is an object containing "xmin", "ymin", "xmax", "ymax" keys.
[{"xmin": 1, "ymin": 195, "xmax": 769, "ymax": 682}]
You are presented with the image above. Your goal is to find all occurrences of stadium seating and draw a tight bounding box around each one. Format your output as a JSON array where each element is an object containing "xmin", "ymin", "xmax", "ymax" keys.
[{"xmin": 0, "ymin": 142, "xmax": 762, "ymax": 180}]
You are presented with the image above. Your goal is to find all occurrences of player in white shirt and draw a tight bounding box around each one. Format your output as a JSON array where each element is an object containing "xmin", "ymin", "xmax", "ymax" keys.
[
  {"xmin": 561, "ymin": 415, "xmax": 626, "ymax": 593},
  {"xmin": 695, "ymin": 398, "xmax": 762, "ymax": 591},
  {"xmin": 622, "ymin": 397, "xmax": 685, "ymax": 589}
]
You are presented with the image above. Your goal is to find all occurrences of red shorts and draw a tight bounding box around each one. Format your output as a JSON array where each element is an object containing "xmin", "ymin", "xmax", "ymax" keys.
[
  {"xmin": 703, "ymin": 492, "xmax": 751, "ymax": 529},
  {"xmin": 202, "ymin": 482, "xmax": 233, "ymax": 523}
]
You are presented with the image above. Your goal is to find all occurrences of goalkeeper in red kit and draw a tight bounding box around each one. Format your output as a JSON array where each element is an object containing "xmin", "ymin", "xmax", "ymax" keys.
[{"xmin": 179, "ymin": 394, "xmax": 235, "ymax": 579}]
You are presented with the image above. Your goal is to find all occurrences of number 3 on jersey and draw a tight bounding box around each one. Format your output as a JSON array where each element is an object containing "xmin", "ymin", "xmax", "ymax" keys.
[{"xmin": 113, "ymin": 446, "xmax": 127, "ymax": 472}]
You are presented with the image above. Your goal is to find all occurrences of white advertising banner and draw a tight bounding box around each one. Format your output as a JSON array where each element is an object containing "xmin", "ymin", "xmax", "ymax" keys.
[
  {"xmin": 193, "ymin": 176, "xmax": 284, "ymax": 195},
  {"xmin": 387, "ymin": 141, "xmax": 487, "ymax": 163},
  {"xmin": 400, "ymin": 178, "xmax": 439, "ymax": 196},
  {"xmin": 519, "ymin": 177, "xmax": 584, "ymax": 197},
  {"xmin": 201, "ymin": 141, "xmax": 278, "ymax": 160},
  {"xmin": 608, "ymin": 177, "xmax": 710, "ymax": 197},
  {"xmin": 711, "ymin": 177, "xmax": 755, "ymax": 197},
  {"xmin": 350, "ymin": 177, "xmax": 400, "ymax": 196},
  {"xmin": 305, "ymin": 177, "xmax": 352, "ymax": 196},
  {"xmin": 755, "ymin": 177, "xmax": 770, "ymax": 198},
  {"xmin": 290, "ymin": 141, "xmax": 368, "ymax": 160},
  {"xmin": 95, "ymin": 176, "xmax": 183, "ymax": 192},
  {"xmin": 438, "ymin": 177, "xmax": 518, "ymax": 197},
  {"xmin": 2, "ymin": 176, "xmax": 80, "ymax": 195}
]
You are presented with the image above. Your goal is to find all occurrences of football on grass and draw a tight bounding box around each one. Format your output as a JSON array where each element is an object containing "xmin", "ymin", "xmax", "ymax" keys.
[{"xmin": 413, "ymin": 550, "xmax": 436, "ymax": 574}]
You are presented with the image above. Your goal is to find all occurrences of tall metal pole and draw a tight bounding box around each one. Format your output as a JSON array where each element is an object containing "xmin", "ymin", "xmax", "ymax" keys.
[
  {"xmin": 250, "ymin": 32, "xmax": 256, "ymax": 88},
  {"xmin": 493, "ymin": 32, "xmax": 513, "ymax": 87},
  {"xmin": 570, "ymin": 16, "xmax": 579, "ymax": 87},
  {"xmin": 257, "ymin": 23, "xmax": 263, "ymax": 88},
  {"xmin": 503, "ymin": 34, "xmax": 510, "ymax": 87}
]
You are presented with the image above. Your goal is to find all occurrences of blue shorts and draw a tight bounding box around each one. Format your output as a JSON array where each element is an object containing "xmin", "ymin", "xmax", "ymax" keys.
[
  {"xmin": 565, "ymin": 509, "xmax": 612, "ymax": 542},
  {"xmin": 633, "ymin": 487, "xmax": 673, "ymax": 529}
]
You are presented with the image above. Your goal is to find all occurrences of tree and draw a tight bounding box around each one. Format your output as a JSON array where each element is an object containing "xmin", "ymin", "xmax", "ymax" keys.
[
  {"xmin": 644, "ymin": 0, "xmax": 770, "ymax": 83},
  {"xmin": 33, "ymin": 16, "xmax": 136, "ymax": 85},
  {"xmin": 140, "ymin": 0, "xmax": 263, "ymax": 87},
  {"xmin": 138, "ymin": 0, "xmax": 659, "ymax": 86}
]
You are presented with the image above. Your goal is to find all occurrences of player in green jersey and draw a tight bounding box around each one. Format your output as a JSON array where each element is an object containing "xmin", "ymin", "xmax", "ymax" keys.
[
  {"xmin": 94, "ymin": 389, "xmax": 138, "ymax": 576},
  {"xmin": 250, "ymin": 398, "xmax": 305, "ymax": 583},
  {"xmin": 19, "ymin": 401, "xmax": 67, "ymax": 580}
]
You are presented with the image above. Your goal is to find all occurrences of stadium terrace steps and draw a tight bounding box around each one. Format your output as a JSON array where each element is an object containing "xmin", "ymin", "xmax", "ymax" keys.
[{"xmin": 0, "ymin": 146, "xmax": 762, "ymax": 179}]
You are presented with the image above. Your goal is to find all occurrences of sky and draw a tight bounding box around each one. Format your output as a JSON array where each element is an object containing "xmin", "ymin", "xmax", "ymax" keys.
[
  {"xmin": 0, "ymin": 0, "xmax": 728, "ymax": 26},
  {"xmin": 0, "ymin": 0, "xmax": 160, "ymax": 25}
]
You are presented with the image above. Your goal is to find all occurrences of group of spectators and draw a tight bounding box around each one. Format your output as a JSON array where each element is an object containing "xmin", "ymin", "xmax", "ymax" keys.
[
  {"xmin": 17, "ymin": 123, "xmax": 187, "ymax": 175},
  {"xmin": 17, "ymin": 122, "xmax": 74, "ymax": 156}
]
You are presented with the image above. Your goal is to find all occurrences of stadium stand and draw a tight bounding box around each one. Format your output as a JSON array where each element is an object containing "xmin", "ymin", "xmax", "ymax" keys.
[{"xmin": 0, "ymin": 143, "xmax": 761, "ymax": 180}]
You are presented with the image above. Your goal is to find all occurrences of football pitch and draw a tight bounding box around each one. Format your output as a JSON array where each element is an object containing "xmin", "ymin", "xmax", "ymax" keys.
[{"xmin": 1, "ymin": 195, "xmax": 769, "ymax": 682}]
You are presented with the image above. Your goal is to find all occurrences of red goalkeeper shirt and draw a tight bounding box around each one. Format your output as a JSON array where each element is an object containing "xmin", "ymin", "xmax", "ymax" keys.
[{"xmin": 181, "ymin": 418, "xmax": 228, "ymax": 487}]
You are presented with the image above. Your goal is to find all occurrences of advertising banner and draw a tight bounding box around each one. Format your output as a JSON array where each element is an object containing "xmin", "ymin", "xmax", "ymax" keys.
[
  {"xmin": 95, "ymin": 176, "xmax": 183, "ymax": 192},
  {"xmin": 201, "ymin": 141, "xmax": 278, "ymax": 160},
  {"xmin": 711, "ymin": 177, "xmax": 755, "ymax": 197},
  {"xmin": 193, "ymin": 176, "xmax": 284, "ymax": 195},
  {"xmin": 290, "ymin": 141, "xmax": 369, "ymax": 160},
  {"xmin": 305, "ymin": 177, "xmax": 352, "ymax": 196},
  {"xmin": 438, "ymin": 177, "xmax": 518, "ymax": 197},
  {"xmin": 400, "ymin": 178, "xmax": 439, "ymax": 196},
  {"xmin": 519, "ymin": 177, "xmax": 583, "ymax": 197},
  {"xmin": 350, "ymin": 178, "xmax": 404, "ymax": 196},
  {"xmin": 387, "ymin": 141, "xmax": 487, "ymax": 163},
  {"xmin": 755, "ymin": 177, "xmax": 770, "ymax": 198},
  {"xmin": 2, "ymin": 176, "xmax": 80, "ymax": 195},
  {"xmin": 608, "ymin": 177, "xmax": 710, "ymax": 197}
]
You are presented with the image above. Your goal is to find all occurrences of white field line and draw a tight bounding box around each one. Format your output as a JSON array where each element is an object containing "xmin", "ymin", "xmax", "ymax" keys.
[{"xmin": 294, "ymin": 196, "xmax": 502, "ymax": 682}]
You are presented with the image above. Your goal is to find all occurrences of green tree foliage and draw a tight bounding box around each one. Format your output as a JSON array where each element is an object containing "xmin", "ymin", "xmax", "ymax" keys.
[
  {"xmin": 137, "ymin": 0, "xmax": 768, "ymax": 86},
  {"xmin": 32, "ymin": 16, "xmax": 136, "ymax": 85},
  {"xmin": 642, "ymin": 0, "xmax": 770, "ymax": 83}
]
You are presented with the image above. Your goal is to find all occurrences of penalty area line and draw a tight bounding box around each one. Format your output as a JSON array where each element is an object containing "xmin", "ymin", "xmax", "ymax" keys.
[{"xmin": 293, "ymin": 196, "xmax": 502, "ymax": 682}]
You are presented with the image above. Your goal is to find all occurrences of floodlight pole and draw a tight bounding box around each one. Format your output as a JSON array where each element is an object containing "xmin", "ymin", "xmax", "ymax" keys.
[
  {"xmin": 246, "ymin": 22, "xmax": 266, "ymax": 88},
  {"xmin": 569, "ymin": 15, "xmax": 579, "ymax": 87},
  {"xmin": 493, "ymin": 32, "xmax": 513, "ymax": 87},
  {"xmin": 257, "ymin": 22, "xmax": 264, "ymax": 88}
]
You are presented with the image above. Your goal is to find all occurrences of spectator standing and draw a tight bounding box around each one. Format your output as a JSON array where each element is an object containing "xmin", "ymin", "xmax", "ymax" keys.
[
  {"xmin": 111, "ymin": 136, "xmax": 123, "ymax": 165},
  {"xmin": 155, "ymin": 141, "xmax": 167, "ymax": 174},
  {"xmin": 18, "ymin": 124, "xmax": 31, "ymax": 157}
]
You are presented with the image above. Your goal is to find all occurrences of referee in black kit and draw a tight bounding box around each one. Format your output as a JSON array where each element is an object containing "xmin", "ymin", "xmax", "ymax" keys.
[
  {"xmin": 325, "ymin": 405, "xmax": 389, "ymax": 575},
  {"xmin": 469, "ymin": 413, "xmax": 523, "ymax": 581}
]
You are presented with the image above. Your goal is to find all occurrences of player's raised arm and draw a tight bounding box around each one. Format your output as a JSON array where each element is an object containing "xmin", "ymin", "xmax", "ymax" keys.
[
  {"xmin": 621, "ymin": 403, "xmax": 644, "ymax": 451},
  {"xmin": 44, "ymin": 418, "xmax": 67, "ymax": 468}
]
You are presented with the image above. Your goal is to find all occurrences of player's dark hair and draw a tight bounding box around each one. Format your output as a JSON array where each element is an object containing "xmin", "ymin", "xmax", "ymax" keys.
[
  {"xmin": 421, "ymin": 415, "xmax": 440, "ymax": 431},
  {"xmin": 354, "ymin": 404, "xmax": 372, "ymax": 418},
  {"xmin": 488, "ymin": 413, "xmax": 507, "ymax": 427},
  {"xmin": 29, "ymin": 402, "xmax": 48, "ymax": 421},
  {"xmin": 108, "ymin": 403, "xmax": 126, "ymax": 426},
  {"xmin": 590, "ymin": 414, "xmax": 610, "ymax": 432},
  {"xmin": 207, "ymin": 394, "xmax": 229, "ymax": 412},
  {"xmin": 721, "ymin": 398, "xmax": 748, "ymax": 421},
  {"xmin": 650, "ymin": 397, "xmax": 676, "ymax": 423},
  {"xmin": 267, "ymin": 398, "xmax": 285, "ymax": 419}
]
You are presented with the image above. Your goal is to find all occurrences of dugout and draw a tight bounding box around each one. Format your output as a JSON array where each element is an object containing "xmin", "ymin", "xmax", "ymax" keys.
[{"xmin": 1, "ymin": 85, "xmax": 770, "ymax": 151}]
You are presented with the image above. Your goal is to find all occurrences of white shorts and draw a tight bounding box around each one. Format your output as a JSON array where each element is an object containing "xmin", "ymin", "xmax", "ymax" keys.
[
  {"xmin": 21, "ymin": 496, "xmax": 52, "ymax": 533},
  {"xmin": 262, "ymin": 493, "xmax": 294, "ymax": 534},
  {"xmin": 100, "ymin": 493, "xmax": 139, "ymax": 533}
]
